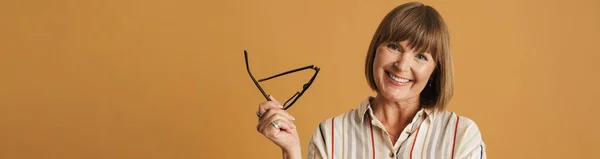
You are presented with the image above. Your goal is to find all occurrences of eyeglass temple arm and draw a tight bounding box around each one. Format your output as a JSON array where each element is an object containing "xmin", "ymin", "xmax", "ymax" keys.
[
  {"xmin": 244, "ymin": 50, "xmax": 271, "ymax": 101},
  {"xmin": 258, "ymin": 65, "xmax": 317, "ymax": 82},
  {"xmin": 283, "ymin": 92, "xmax": 300, "ymax": 108},
  {"xmin": 282, "ymin": 67, "xmax": 320, "ymax": 110}
]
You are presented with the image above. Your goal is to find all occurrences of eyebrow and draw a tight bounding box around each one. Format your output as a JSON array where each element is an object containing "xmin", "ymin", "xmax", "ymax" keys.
[
  {"xmin": 403, "ymin": 42, "xmax": 432, "ymax": 55},
  {"xmin": 390, "ymin": 42, "xmax": 407, "ymax": 53}
]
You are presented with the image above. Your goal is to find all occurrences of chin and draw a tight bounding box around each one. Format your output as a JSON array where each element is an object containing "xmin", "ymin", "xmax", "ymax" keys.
[{"xmin": 381, "ymin": 90, "xmax": 411, "ymax": 102}]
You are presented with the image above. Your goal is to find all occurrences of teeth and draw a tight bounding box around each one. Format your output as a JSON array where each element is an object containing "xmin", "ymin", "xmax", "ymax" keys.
[{"xmin": 388, "ymin": 72, "xmax": 410, "ymax": 83}]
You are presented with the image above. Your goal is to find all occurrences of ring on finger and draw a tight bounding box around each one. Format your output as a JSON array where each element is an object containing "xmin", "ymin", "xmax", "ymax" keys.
[
  {"xmin": 256, "ymin": 111, "xmax": 263, "ymax": 119},
  {"xmin": 271, "ymin": 120, "xmax": 281, "ymax": 129}
]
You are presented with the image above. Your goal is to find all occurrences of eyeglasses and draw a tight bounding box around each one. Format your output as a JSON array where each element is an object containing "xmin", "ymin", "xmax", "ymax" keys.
[{"xmin": 244, "ymin": 50, "xmax": 320, "ymax": 110}]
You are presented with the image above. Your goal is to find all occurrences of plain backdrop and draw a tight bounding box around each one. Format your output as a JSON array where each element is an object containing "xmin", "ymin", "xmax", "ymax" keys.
[{"xmin": 1, "ymin": 0, "xmax": 599, "ymax": 158}]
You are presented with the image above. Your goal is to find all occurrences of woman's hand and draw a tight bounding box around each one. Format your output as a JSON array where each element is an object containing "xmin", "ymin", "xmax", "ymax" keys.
[{"xmin": 256, "ymin": 95, "xmax": 301, "ymax": 159}]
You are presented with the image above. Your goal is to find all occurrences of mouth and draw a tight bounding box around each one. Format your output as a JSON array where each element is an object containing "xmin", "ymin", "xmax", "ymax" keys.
[{"xmin": 386, "ymin": 71, "xmax": 411, "ymax": 83}]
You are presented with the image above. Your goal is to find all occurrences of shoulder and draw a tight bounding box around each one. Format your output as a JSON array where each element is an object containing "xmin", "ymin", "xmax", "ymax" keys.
[
  {"xmin": 307, "ymin": 108, "xmax": 359, "ymax": 157},
  {"xmin": 315, "ymin": 108, "xmax": 359, "ymax": 132},
  {"xmin": 433, "ymin": 110, "xmax": 481, "ymax": 132},
  {"xmin": 434, "ymin": 110, "xmax": 485, "ymax": 156},
  {"xmin": 310, "ymin": 106, "xmax": 366, "ymax": 142},
  {"xmin": 316, "ymin": 97, "xmax": 372, "ymax": 129}
]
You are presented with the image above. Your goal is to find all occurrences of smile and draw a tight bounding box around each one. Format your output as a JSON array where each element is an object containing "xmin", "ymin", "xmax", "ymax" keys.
[{"xmin": 387, "ymin": 71, "xmax": 411, "ymax": 83}]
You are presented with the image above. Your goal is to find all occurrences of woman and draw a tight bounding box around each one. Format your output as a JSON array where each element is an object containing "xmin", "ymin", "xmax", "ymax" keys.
[{"xmin": 256, "ymin": 2, "xmax": 486, "ymax": 159}]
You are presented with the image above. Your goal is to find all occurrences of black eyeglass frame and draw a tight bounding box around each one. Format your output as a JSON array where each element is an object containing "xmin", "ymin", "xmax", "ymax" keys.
[{"xmin": 244, "ymin": 50, "xmax": 320, "ymax": 110}]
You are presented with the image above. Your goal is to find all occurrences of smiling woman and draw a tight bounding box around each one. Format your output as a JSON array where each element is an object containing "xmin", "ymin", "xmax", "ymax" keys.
[
  {"xmin": 255, "ymin": 2, "xmax": 485, "ymax": 159},
  {"xmin": 2, "ymin": 0, "xmax": 600, "ymax": 158}
]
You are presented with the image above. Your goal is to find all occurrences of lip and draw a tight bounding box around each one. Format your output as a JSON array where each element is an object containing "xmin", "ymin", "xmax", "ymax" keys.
[{"xmin": 385, "ymin": 71, "xmax": 412, "ymax": 86}]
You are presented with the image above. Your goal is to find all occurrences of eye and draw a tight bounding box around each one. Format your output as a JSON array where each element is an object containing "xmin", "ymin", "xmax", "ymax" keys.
[
  {"xmin": 386, "ymin": 43, "xmax": 401, "ymax": 53},
  {"xmin": 416, "ymin": 54, "xmax": 428, "ymax": 61}
]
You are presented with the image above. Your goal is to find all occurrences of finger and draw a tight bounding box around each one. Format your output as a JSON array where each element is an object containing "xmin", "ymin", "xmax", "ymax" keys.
[
  {"xmin": 263, "ymin": 119, "xmax": 296, "ymax": 138},
  {"xmin": 274, "ymin": 119, "xmax": 296, "ymax": 134},
  {"xmin": 257, "ymin": 102, "xmax": 281, "ymax": 119},
  {"xmin": 258, "ymin": 113, "xmax": 289, "ymax": 133},
  {"xmin": 260, "ymin": 107, "xmax": 295, "ymax": 123},
  {"xmin": 258, "ymin": 113, "xmax": 293, "ymax": 134},
  {"xmin": 257, "ymin": 112, "xmax": 283, "ymax": 132},
  {"xmin": 259, "ymin": 117, "xmax": 297, "ymax": 138},
  {"xmin": 257, "ymin": 100, "xmax": 283, "ymax": 117}
]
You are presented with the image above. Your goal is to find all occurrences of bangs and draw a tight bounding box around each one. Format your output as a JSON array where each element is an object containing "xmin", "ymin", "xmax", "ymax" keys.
[
  {"xmin": 365, "ymin": 2, "xmax": 454, "ymax": 109},
  {"xmin": 381, "ymin": 6, "xmax": 446, "ymax": 62}
]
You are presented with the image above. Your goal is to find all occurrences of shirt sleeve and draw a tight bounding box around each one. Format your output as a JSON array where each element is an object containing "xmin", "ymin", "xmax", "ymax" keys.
[
  {"xmin": 307, "ymin": 123, "xmax": 328, "ymax": 159},
  {"xmin": 456, "ymin": 117, "xmax": 487, "ymax": 159},
  {"xmin": 462, "ymin": 143, "xmax": 486, "ymax": 159}
]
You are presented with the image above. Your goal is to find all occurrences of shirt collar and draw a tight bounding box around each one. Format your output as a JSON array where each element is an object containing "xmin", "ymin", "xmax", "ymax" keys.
[
  {"xmin": 357, "ymin": 97, "xmax": 437, "ymax": 123},
  {"xmin": 357, "ymin": 97, "xmax": 373, "ymax": 123}
]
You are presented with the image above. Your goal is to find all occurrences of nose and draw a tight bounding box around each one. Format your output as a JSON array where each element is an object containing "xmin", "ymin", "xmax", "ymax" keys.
[{"xmin": 394, "ymin": 54, "xmax": 411, "ymax": 72}]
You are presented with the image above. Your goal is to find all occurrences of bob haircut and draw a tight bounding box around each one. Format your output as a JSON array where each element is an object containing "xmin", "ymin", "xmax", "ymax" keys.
[{"xmin": 365, "ymin": 2, "xmax": 454, "ymax": 110}]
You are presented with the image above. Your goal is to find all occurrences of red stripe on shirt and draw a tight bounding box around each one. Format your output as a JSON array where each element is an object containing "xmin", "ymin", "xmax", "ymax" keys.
[
  {"xmin": 368, "ymin": 115, "xmax": 375, "ymax": 159},
  {"xmin": 451, "ymin": 116, "xmax": 460, "ymax": 159},
  {"xmin": 331, "ymin": 118, "xmax": 335, "ymax": 159},
  {"xmin": 410, "ymin": 122, "xmax": 424, "ymax": 159}
]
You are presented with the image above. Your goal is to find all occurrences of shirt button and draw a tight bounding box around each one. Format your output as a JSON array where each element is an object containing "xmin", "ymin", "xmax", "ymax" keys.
[
  {"xmin": 405, "ymin": 129, "xmax": 411, "ymax": 134},
  {"xmin": 389, "ymin": 152, "xmax": 395, "ymax": 157}
]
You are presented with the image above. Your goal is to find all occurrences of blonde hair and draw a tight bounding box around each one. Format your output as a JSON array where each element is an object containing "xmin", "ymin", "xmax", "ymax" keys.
[{"xmin": 365, "ymin": 2, "xmax": 454, "ymax": 110}]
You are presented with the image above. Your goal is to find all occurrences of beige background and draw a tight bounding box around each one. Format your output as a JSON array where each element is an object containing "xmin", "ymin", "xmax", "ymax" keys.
[{"xmin": 1, "ymin": 0, "xmax": 599, "ymax": 158}]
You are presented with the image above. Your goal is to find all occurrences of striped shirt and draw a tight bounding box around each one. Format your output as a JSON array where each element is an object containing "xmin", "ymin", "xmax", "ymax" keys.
[{"xmin": 307, "ymin": 97, "xmax": 486, "ymax": 159}]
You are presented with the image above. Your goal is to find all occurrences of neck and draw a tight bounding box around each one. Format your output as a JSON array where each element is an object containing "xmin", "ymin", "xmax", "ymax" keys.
[{"xmin": 370, "ymin": 94, "xmax": 421, "ymax": 126}]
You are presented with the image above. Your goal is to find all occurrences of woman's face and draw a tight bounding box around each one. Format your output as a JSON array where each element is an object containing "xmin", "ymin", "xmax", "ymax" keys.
[{"xmin": 373, "ymin": 40, "xmax": 436, "ymax": 103}]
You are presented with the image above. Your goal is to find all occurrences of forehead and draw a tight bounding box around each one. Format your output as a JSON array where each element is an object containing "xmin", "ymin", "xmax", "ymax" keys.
[
  {"xmin": 382, "ymin": 40, "xmax": 433, "ymax": 54},
  {"xmin": 377, "ymin": 8, "xmax": 446, "ymax": 59}
]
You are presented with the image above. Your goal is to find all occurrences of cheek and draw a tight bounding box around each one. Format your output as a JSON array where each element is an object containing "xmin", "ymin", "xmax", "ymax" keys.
[
  {"xmin": 372, "ymin": 52, "xmax": 393, "ymax": 88},
  {"xmin": 372, "ymin": 53, "xmax": 387, "ymax": 72},
  {"xmin": 373, "ymin": 51, "xmax": 395, "ymax": 70},
  {"xmin": 372, "ymin": 57, "xmax": 385, "ymax": 83},
  {"xmin": 414, "ymin": 64, "xmax": 436, "ymax": 81}
]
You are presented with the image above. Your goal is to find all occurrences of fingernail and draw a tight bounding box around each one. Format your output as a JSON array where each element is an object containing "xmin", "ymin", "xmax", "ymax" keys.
[
  {"xmin": 292, "ymin": 124, "xmax": 297, "ymax": 129},
  {"xmin": 279, "ymin": 105, "xmax": 284, "ymax": 108},
  {"xmin": 289, "ymin": 115, "xmax": 296, "ymax": 121}
]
